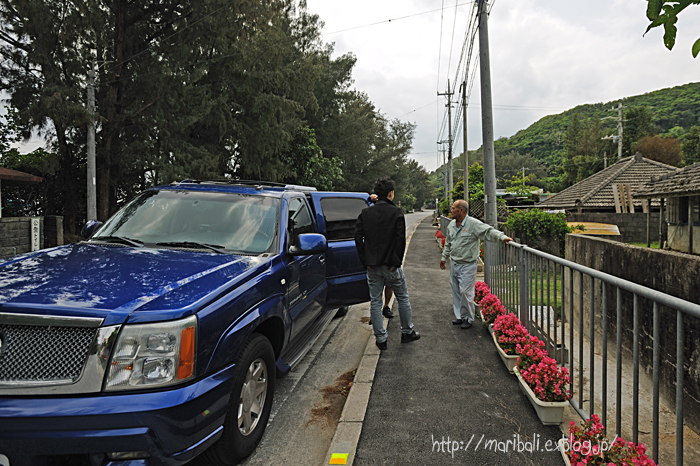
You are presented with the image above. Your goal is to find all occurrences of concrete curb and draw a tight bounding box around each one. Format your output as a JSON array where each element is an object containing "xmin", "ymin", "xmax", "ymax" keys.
[{"xmin": 322, "ymin": 217, "xmax": 424, "ymax": 466}]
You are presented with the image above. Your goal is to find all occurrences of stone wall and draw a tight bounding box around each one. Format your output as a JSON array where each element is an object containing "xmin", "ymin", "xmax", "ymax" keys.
[
  {"xmin": 0, "ymin": 216, "xmax": 63, "ymax": 259},
  {"xmin": 566, "ymin": 212, "xmax": 661, "ymax": 243},
  {"xmin": 565, "ymin": 234, "xmax": 700, "ymax": 434}
]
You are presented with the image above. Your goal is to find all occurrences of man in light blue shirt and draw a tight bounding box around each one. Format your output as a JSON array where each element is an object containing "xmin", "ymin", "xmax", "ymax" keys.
[{"xmin": 439, "ymin": 200, "xmax": 512, "ymax": 329}]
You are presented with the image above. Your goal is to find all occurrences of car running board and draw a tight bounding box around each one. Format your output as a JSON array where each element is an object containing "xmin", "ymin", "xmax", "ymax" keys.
[{"xmin": 280, "ymin": 309, "xmax": 336, "ymax": 370}]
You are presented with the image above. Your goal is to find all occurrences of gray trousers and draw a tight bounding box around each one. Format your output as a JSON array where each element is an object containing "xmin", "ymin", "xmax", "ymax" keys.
[{"xmin": 450, "ymin": 261, "xmax": 477, "ymax": 322}]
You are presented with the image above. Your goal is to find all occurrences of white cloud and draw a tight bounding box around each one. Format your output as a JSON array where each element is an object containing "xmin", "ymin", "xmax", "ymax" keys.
[{"xmin": 307, "ymin": 0, "xmax": 700, "ymax": 172}]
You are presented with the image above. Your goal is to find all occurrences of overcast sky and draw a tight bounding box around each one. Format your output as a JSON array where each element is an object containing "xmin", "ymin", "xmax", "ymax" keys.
[{"xmin": 306, "ymin": 0, "xmax": 700, "ymax": 173}]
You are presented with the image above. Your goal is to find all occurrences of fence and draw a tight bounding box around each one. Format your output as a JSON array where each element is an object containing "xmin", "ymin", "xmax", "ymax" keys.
[{"xmin": 484, "ymin": 240, "xmax": 700, "ymax": 465}]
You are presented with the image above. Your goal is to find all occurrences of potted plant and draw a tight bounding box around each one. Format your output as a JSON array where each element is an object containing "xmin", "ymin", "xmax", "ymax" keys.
[
  {"xmin": 559, "ymin": 414, "xmax": 657, "ymax": 465},
  {"xmin": 479, "ymin": 293, "xmax": 506, "ymax": 334},
  {"xmin": 492, "ymin": 313, "xmax": 529, "ymax": 373},
  {"xmin": 474, "ymin": 281, "xmax": 490, "ymax": 306},
  {"xmin": 435, "ymin": 229, "xmax": 445, "ymax": 247},
  {"xmin": 514, "ymin": 336, "xmax": 571, "ymax": 425}
]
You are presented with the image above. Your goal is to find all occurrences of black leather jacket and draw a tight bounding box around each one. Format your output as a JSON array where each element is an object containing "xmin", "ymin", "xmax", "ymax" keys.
[{"xmin": 354, "ymin": 198, "xmax": 406, "ymax": 269}]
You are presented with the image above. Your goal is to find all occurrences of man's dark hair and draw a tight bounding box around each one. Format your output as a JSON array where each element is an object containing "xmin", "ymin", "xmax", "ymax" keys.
[{"xmin": 373, "ymin": 177, "xmax": 395, "ymax": 199}]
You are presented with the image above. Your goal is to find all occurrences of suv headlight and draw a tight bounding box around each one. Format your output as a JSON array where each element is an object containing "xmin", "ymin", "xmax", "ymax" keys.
[{"xmin": 105, "ymin": 315, "xmax": 197, "ymax": 391}]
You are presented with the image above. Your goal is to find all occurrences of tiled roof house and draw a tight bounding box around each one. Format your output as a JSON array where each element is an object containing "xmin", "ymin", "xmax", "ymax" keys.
[
  {"xmin": 537, "ymin": 153, "xmax": 678, "ymax": 212},
  {"xmin": 634, "ymin": 161, "xmax": 700, "ymax": 255}
]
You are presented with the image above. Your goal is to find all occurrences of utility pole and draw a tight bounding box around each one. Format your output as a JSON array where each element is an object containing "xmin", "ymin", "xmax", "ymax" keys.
[
  {"xmin": 461, "ymin": 81, "xmax": 469, "ymax": 203},
  {"xmin": 478, "ymin": 0, "xmax": 496, "ymax": 228},
  {"xmin": 87, "ymin": 66, "xmax": 97, "ymax": 221},
  {"xmin": 438, "ymin": 81, "xmax": 454, "ymax": 206},
  {"xmin": 602, "ymin": 103, "xmax": 626, "ymax": 162},
  {"xmin": 604, "ymin": 151, "xmax": 607, "ymax": 169},
  {"xmin": 615, "ymin": 103, "xmax": 624, "ymax": 161},
  {"xmin": 478, "ymin": 0, "xmax": 497, "ymax": 285},
  {"xmin": 437, "ymin": 142, "xmax": 449, "ymax": 204}
]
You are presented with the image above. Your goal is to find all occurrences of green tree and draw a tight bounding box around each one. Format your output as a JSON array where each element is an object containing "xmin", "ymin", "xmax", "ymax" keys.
[
  {"xmin": 495, "ymin": 150, "xmax": 547, "ymax": 189},
  {"xmin": 0, "ymin": 0, "xmax": 94, "ymax": 232},
  {"xmin": 505, "ymin": 172, "xmax": 540, "ymax": 199},
  {"xmin": 645, "ymin": 0, "xmax": 700, "ymax": 57},
  {"xmin": 561, "ymin": 114, "xmax": 605, "ymax": 187},
  {"xmin": 624, "ymin": 106, "xmax": 655, "ymax": 157},
  {"xmin": 681, "ymin": 125, "xmax": 700, "ymax": 165},
  {"xmin": 0, "ymin": 0, "xmax": 425, "ymax": 235},
  {"xmin": 280, "ymin": 126, "xmax": 341, "ymax": 191},
  {"xmin": 635, "ymin": 134, "xmax": 682, "ymax": 166}
]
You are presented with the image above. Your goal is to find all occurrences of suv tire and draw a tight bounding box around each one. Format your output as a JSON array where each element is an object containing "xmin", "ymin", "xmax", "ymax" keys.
[{"xmin": 201, "ymin": 333, "xmax": 275, "ymax": 464}]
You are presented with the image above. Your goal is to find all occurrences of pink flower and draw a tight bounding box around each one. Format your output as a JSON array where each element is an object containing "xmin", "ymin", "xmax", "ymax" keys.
[
  {"xmin": 493, "ymin": 313, "xmax": 530, "ymax": 355},
  {"xmin": 479, "ymin": 293, "xmax": 506, "ymax": 325},
  {"xmin": 566, "ymin": 417, "xmax": 656, "ymax": 465},
  {"xmin": 474, "ymin": 281, "xmax": 490, "ymax": 304}
]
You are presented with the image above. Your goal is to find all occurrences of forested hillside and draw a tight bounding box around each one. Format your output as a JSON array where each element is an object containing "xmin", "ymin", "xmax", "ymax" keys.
[
  {"xmin": 433, "ymin": 81, "xmax": 700, "ymax": 195},
  {"xmin": 495, "ymin": 81, "xmax": 700, "ymax": 167}
]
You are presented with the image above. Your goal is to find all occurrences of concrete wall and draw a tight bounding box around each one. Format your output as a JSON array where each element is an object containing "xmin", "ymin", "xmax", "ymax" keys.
[
  {"xmin": 0, "ymin": 216, "xmax": 63, "ymax": 259},
  {"xmin": 667, "ymin": 224, "xmax": 700, "ymax": 255},
  {"xmin": 565, "ymin": 234, "xmax": 700, "ymax": 434},
  {"xmin": 566, "ymin": 212, "xmax": 661, "ymax": 243}
]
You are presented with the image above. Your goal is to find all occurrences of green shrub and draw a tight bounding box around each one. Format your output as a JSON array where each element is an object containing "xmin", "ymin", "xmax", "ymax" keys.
[{"xmin": 504, "ymin": 209, "xmax": 582, "ymax": 256}]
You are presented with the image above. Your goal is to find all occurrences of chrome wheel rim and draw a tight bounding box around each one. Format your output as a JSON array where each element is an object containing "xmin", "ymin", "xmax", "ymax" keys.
[{"xmin": 238, "ymin": 357, "xmax": 268, "ymax": 436}]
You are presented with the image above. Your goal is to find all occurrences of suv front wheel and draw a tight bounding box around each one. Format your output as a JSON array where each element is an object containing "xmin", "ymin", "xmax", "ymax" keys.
[{"xmin": 202, "ymin": 333, "xmax": 276, "ymax": 464}]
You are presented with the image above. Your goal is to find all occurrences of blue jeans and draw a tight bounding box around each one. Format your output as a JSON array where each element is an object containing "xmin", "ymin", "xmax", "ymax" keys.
[
  {"xmin": 450, "ymin": 261, "xmax": 478, "ymax": 322},
  {"xmin": 366, "ymin": 266, "xmax": 414, "ymax": 343}
]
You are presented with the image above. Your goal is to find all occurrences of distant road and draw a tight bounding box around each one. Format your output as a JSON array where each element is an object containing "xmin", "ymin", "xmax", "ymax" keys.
[{"xmin": 404, "ymin": 210, "xmax": 433, "ymax": 237}]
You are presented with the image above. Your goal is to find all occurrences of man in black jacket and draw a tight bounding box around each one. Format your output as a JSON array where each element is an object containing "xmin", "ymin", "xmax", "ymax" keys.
[{"xmin": 355, "ymin": 177, "xmax": 420, "ymax": 350}]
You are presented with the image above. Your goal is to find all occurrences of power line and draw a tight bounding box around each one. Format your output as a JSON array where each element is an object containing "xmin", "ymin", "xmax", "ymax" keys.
[
  {"xmin": 324, "ymin": 1, "xmax": 475, "ymax": 36},
  {"xmin": 393, "ymin": 100, "xmax": 438, "ymax": 119},
  {"xmin": 446, "ymin": 0, "xmax": 461, "ymax": 82}
]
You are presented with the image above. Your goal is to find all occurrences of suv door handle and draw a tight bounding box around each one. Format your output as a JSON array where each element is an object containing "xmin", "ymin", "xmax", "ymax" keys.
[{"xmin": 319, "ymin": 256, "xmax": 325, "ymax": 265}]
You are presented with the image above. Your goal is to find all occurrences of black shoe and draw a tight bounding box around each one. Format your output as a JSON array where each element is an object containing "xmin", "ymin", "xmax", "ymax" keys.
[
  {"xmin": 401, "ymin": 330, "xmax": 421, "ymax": 343},
  {"xmin": 460, "ymin": 320, "xmax": 472, "ymax": 329},
  {"xmin": 452, "ymin": 319, "xmax": 463, "ymax": 325},
  {"xmin": 376, "ymin": 340, "xmax": 388, "ymax": 350},
  {"xmin": 382, "ymin": 306, "xmax": 394, "ymax": 318}
]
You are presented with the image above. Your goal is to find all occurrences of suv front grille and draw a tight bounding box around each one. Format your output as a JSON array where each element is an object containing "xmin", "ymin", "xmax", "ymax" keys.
[{"xmin": 0, "ymin": 324, "xmax": 97, "ymax": 383}]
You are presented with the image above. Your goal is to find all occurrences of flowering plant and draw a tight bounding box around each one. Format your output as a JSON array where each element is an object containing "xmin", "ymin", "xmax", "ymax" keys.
[
  {"xmin": 474, "ymin": 281, "xmax": 490, "ymax": 304},
  {"xmin": 493, "ymin": 313, "xmax": 529, "ymax": 355},
  {"xmin": 479, "ymin": 293, "xmax": 506, "ymax": 325},
  {"xmin": 564, "ymin": 414, "xmax": 657, "ymax": 465},
  {"xmin": 479, "ymin": 241, "xmax": 484, "ymax": 261},
  {"xmin": 516, "ymin": 336, "xmax": 571, "ymax": 402},
  {"xmin": 435, "ymin": 230, "xmax": 446, "ymax": 247}
]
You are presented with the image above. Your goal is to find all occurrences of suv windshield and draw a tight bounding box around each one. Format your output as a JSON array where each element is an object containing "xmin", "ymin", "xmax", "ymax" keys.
[{"xmin": 93, "ymin": 190, "xmax": 279, "ymax": 254}]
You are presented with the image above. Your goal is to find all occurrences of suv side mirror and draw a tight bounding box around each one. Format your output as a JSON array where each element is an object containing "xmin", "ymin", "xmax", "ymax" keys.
[
  {"xmin": 289, "ymin": 233, "xmax": 327, "ymax": 255},
  {"xmin": 80, "ymin": 220, "xmax": 103, "ymax": 240}
]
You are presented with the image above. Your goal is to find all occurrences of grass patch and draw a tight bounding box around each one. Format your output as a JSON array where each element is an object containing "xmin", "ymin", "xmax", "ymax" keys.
[{"xmin": 628, "ymin": 241, "xmax": 660, "ymax": 249}]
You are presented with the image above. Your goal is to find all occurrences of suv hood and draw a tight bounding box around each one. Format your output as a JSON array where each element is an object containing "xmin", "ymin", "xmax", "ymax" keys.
[{"xmin": 0, "ymin": 243, "xmax": 267, "ymax": 324}]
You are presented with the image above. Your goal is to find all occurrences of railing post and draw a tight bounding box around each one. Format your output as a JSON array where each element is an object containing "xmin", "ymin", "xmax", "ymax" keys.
[
  {"xmin": 484, "ymin": 241, "xmax": 492, "ymax": 286},
  {"xmin": 518, "ymin": 247, "xmax": 529, "ymax": 331}
]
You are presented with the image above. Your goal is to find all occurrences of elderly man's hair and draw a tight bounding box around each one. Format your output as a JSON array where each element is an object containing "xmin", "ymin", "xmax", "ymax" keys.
[
  {"xmin": 373, "ymin": 177, "xmax": 395, "ymax": 199},
  {"xmin": 454, "ymin": 199, "xmax": 469, "ymax": 213}
]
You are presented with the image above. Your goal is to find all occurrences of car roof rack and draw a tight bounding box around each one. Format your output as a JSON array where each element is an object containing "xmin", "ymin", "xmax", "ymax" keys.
[{"xmin": 173, "ymin": 179, "xmax": 317, "ymax": 192}]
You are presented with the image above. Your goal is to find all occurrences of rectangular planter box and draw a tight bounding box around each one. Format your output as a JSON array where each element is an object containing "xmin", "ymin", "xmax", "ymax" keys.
[
  {"xmin": 479, "ymin": 308, "xmax": 494, "ymax": 336},
  {"xmin": 514, "ymin": 367, "xmax": 568, "ymax": 425},
  {"xmin": 492, "ymin": 332, "xmax": 517, "ymax": 374}
]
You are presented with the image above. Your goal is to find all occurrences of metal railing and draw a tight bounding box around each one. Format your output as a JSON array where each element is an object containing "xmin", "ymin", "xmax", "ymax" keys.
[{"xmin": 483, "ymin": 240, "xmax": 700, "ymax": 465}]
